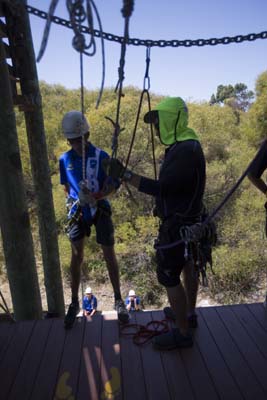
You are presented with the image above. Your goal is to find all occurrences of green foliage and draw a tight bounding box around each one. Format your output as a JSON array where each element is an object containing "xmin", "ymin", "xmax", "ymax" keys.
[{"xmin": 210, "ymin": 83, "xmax": 254, "ymax": 112}]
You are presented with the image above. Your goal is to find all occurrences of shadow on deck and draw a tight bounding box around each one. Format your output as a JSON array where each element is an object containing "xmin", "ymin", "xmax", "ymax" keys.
[{"xmin": 0, "ymin": 303, "xmax": 267, "ymax": 400}]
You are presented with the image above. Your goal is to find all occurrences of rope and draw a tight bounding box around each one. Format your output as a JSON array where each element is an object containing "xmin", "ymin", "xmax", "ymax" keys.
[
  {"xmin": 120, "ymin": 319, "xmax": 170, "ymax": 345},
  {"xmin": 37, "ymin": 0, "xmax": 105, "ymax": 108},
  {"xmin": 124, "ymin": 47, "xmax": 157, "ymax": 180}
]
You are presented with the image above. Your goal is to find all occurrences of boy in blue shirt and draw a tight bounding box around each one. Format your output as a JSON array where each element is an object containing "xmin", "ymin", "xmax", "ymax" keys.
[
  {"xmin": 59, "ymin": 111, "xmax": 129, "ymax": 328},
  {"xmin": 125, "ymin": 289, "xmax": 141, "ymax": 312},
  {"xmin": 83, "ymin": 287, "xmax": 97, "ymax": 316}
]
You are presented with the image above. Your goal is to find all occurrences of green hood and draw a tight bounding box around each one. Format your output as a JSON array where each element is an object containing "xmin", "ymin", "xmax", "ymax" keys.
[{"xmin": 155, "ymin": 97, "xmax": 199, "ymax": 145}]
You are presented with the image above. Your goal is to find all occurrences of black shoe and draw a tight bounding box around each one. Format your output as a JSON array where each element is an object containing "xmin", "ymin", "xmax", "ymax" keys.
[
  {"xmin": 114, "ymin": 299, "xmax": 129, "ymax": 323},
  {"xmin": 163, "ymin": 307, "xmax": 198, "ymax": 329},
  {"xmin": 152, "ymin": 328, "xmax": 193, "ymax": 351},
  {"xmin": 64, "ymin": 302, "xmax": 80, "ymax": 329}
]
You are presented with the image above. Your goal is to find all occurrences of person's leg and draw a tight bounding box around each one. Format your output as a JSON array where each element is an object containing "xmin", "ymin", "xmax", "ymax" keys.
[
  {"xmin": 182, "ymin": 260, "xmax": 199, "ymax": 316},
  {"xmin": 96, "ymin": 212, "xmax": 129, "ymax": 323},
  {"xmin": 101, "ymin": 244, "xmax": 129, "ymax": 323},
  {"xmin": 101, "ymin": 245, "xmax": 121, "ymax": 299},
  {"xmin": 70, "ymin": 239, "xmax": 84, "ymax": 301},
  {"xmin": 165, "ymin": 283, "xmax": 188, "ymax": 336},
  {"xmin": 152, "ymin": 244, "xmax": 193, "ymax": 349},
  {"xmin": 64, "ymin": 220, "xmax": 86, "ymax": 328}
]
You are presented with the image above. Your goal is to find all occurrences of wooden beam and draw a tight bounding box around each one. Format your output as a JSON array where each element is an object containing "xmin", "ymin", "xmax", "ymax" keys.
[
  {"xmin": 4, "ymin": 1, "xmax": 65, "ymax": 317},
  {"xmin": 0, "ymin": 38, "xmax": 43, "ymax": 321}
]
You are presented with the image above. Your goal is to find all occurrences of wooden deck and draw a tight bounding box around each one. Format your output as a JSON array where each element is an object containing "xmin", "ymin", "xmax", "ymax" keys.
[{"xmin": 1, "ymin": 303, "xmax": 267, "ymax": 400}]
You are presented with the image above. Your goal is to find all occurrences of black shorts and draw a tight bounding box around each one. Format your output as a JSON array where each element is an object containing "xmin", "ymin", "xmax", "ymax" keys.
[
  {"xmin": 68, "ymin": 211, "xmax": 115, "ymax": 246},
  {"xmin": 156, "ymin": 243, "xmax": 187, "ymax": 287},
  {"xmin": 155, "ymin": 217, "xmax": 196, "ymax": 287}
]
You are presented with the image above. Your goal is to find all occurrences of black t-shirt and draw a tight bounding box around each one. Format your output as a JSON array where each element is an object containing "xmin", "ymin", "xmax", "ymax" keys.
[{"xmin": 138, "ymin": 140, "xmax": 206, "ymax": 219}]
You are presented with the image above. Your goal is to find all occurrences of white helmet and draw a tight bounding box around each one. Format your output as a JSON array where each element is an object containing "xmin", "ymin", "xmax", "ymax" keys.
[
  {"xmin": 62, "ymin": 110, "xmax": 90, "ymax": 139},
  {"xmin": 129, "ymin": 289, "xmax": 135, "ymax": 296},
  {"xmin": 85, "ymin": 287, "xmax": 92, "ymax": 294}
]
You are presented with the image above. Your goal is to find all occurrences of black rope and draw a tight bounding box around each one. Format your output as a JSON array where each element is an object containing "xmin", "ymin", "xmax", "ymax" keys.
[
  {"xmin": 108, "ymin": 1, "xmax": 134, "ymax": 159},
  {"xmin": 124, "ymin": 47, "xmax": 156, "ymax": 180}
]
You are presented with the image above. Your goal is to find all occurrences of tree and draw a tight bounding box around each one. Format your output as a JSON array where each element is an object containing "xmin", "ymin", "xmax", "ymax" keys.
[{"xmin": 210, "ymin": 83, "xmax": 254, "ymax": 112}]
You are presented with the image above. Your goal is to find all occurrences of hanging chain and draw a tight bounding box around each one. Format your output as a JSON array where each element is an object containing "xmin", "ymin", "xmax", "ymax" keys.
[{"xmin": 27, "ymin": 5, "xmax": 267, "ymax": 48}]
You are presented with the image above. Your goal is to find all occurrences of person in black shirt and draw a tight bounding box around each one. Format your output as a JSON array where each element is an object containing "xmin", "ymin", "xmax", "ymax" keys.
[{"xmin": 104, "ymin": 97, "xmax": 206, "ymax": 350}]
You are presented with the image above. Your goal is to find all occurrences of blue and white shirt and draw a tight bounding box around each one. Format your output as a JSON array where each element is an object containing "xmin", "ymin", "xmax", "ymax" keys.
[
  {"xmin": 59, "ymin": 142, "xmax": 111, "ymax": 223},
  {"xmin": 82, "ymin": 295, "xmax": 97, "ymax": 312}
]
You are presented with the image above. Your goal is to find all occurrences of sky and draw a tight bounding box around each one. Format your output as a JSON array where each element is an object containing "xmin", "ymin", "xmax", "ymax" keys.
[{"xmin": 26, "ymin": 0, "xmax": 267, "ymax": 102}]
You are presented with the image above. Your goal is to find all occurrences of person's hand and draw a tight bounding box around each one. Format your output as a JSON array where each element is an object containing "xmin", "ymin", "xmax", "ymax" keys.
[
  {"xmin": 102, "ymin": 158, "xmax": 125, "ymax": 179},
  {"xmin": 78, "ymin": 182, "xmax": 97, "ymax": 207}
]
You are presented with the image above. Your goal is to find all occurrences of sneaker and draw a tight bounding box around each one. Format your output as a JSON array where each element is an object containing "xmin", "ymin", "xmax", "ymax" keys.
[
  {"xmin": 64, "ymin": 301, "xmax": 80, "ymax": 329},
  {"xmin": 114, "ymin": 299, "xmax": 129, "ymax": 323},
  {"xmin": 163, "ymin": 307, "xmax": 198, "ymax": 329},
  {"xmin": 152, "ymin": 328, "xmax": 193, "ymax": 351}
]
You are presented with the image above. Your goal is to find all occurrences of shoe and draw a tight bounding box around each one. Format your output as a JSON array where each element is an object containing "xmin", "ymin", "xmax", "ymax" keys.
[
  {"xmin": 152, "ymin": 328, "xmax": 193, "ymax": 351},
  {"xmin": 64, "ymin": 301, "xmax": 80, "ymax": 329},
  {"xmin": 163, "ymin": 307, "xmax": 198, "ymax": 329},
  {"xmin": 114, "ymin": 299, "xmax": 129, "ymax": 323}
]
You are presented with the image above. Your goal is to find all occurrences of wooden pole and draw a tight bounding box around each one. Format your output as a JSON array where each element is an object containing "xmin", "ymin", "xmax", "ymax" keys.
[
  {"xmin": 4, "ymin": 1, "xmax": 65, "ymax": 317},
  {"xmin": 0, "ymin": 37, "xmax": 42, "ymax": 320}
]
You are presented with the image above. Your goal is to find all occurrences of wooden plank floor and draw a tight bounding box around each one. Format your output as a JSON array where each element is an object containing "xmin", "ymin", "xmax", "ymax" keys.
[{"xmin": 0, "ymin": 303, "xmax": 267, "ymax": 400}]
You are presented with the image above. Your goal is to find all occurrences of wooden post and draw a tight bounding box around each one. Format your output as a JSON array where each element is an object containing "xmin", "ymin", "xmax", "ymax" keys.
[
  {"xmin": 4, "ymin": 1, "xmax": 65, "ymax": 317},
  {"xmin": 0, "ymin": 38, "xmax": 42, "ymax": 320}
]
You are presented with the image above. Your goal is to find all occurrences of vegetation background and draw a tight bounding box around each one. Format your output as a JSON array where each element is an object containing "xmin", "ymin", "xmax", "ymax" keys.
[{"xmin": 1, "ymin": 71, "xmax": 267, "ymax": 312}]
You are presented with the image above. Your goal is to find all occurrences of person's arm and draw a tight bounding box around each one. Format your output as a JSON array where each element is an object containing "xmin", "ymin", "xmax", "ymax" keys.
[
  {"xmin": 247, "ymin": 174, "xmax": 267, "ymax": 194},
  {"xmin": 134, "ymin": 297, "xmax": 140, "ymax": 310},
  {"xmin": 247, "ymin": 141, "xmax": 267, "ymax": 195},
  {"xmin": 125, "ymin": 297, "xmax": 131, "ymax": 311},
  {"xmin": 89, "ymin": 297, "xmax": 97, "ymax": 316},
  {"xmin": 82, "ymin": 298, "xmax": 87, "ymax": 316}
]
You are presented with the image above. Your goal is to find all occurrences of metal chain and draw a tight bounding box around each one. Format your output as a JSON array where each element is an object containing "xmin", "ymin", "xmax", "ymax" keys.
[{"xmin": 26, "ymin": 5, "xmax": 267, "ymax": 48}]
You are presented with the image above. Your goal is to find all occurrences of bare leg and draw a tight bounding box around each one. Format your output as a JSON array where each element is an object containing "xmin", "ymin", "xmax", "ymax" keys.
[
  {"xmin": 101, "ymin": 245, "xmax": 121, "ymax": 297},
  {"xmin": 182, "ymin": 261, "xmax": 199, "ymax": 315},
  {"xmin": 165, "ymin": 283, "xmax": 188, "ymax": 336},
  {"xmin": 70, "ymin": 239, "xmax": 84, "ymax": 300}
]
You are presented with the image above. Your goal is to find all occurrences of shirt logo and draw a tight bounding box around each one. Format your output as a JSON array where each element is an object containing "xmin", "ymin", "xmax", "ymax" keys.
[{"xmin": 67, "ymin": 163, "xmax": 74, "ymax": 170}]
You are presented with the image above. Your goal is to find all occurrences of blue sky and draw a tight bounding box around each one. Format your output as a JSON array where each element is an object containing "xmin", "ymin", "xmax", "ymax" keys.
[{"xmin": 27, "ymin": 0, "xmax": 267, "ymax": 102}]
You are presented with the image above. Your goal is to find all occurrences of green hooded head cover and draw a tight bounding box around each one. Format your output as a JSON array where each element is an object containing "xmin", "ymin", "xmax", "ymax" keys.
[{"xmin": 154, "ymin": 97, "xmax": 199, "ymax": 146}]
